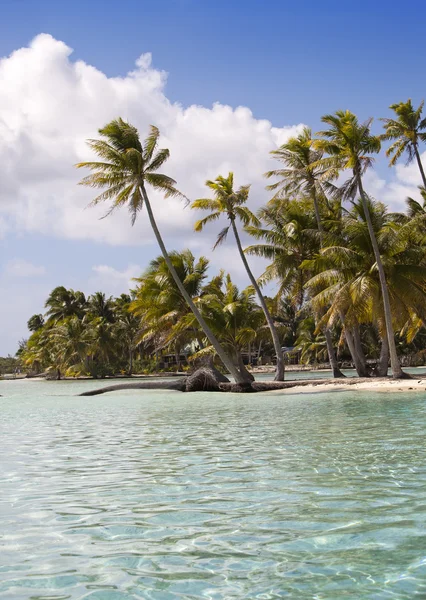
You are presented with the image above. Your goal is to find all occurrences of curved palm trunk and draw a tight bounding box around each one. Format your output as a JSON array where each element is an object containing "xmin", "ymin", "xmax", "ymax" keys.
[
  {"xmin": 414, "ymin": 144, "xmax": 426, "ymax": 188},
  {"xmin": 230, "ymin": 219, "xmax": 285, "ymax": 381},
  {"xmin": 357, "ymin": 175, "xmax": 407, "ymax": 378},
  {"xmin": 312, "ymin": 191, "xmax": 345, "ymax": 378},
  {"xmin": 140, "ymin": 185, "xmax": 248, "ymax": 383}
]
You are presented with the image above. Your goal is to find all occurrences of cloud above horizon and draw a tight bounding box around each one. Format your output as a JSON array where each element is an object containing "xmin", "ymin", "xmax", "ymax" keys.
[
  {"xmin": 0, "ymin": 33, "xmax": 305, "ymax": 251},
  {"xmin": 4, "ymin": 258, "xmax": 46, "ymax": 278}
]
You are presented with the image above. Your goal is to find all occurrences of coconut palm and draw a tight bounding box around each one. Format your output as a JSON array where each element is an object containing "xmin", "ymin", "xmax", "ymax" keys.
[
  {"xmin": 381, "ymin": 99, "xmax": 426, "ymax": 187},
  {"xmin": 315, "ymin": 110, "xmax": 407, "ymax": 378},
  {"xmin": 406, "ymin": 186, "xmax": 426, "ymax": 218},
  {"xmin": 45, "ymin": 286, "xmax": 87, "ymax": 322},
  {"xmin": 27, "ymin": 314, "xmax": 44, "ymax": 332},
  {"xmin": 191, "ymin": 172, "xmax": 285, "ymax": 381},
  {"xmin": 245, "ymin": 197, "xmax": 318, "ymax": 309},
  {"xmin": 177, "ymin": 272, "xmax": 264, "ymax": 380},
  {"xmin": 131, "ymin": 250, "xmax": 210, "ymax": 366},
  {"xmin": 264, "ymin": 127, "xmax": 344, "ymax": 377},
  {"xmin": 76, "ymin": 119, "xmax": 246, "ymax": 382},
  {"xmin": 306, "ymin": 197, "xmax": 426, "ymax": 376},
  {"xmin": 87, "ymin": 292, "xmax": 116, "ymax": 323},
  {"xmin": 50, "ymin": 317, "xmax": 91, "ymax": 376}
]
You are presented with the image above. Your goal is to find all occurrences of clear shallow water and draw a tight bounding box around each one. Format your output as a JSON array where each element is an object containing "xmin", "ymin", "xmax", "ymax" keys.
[{"xmin": 1, "ymin": 380, "xmax": 426, "ymax": 599}]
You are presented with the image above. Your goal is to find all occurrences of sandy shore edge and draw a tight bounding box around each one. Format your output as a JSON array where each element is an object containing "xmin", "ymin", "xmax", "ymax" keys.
[{"xmin": 265, "ymin": 377, "xmax": 426, "ymax": 395}]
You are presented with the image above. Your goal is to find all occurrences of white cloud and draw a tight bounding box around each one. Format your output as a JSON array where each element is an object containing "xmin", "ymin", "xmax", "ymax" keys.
[
  {"xmin": 4, "ymin": 258, "xmax": 46, "ymax": 277},
  {"xmin": 89, "ymin": 264, "xmax": 143, "ymax": 295},
  {"xmin": 363, "ymin": 157, "xmax": 426, "ymax": 211},
  {"xmin": 0, "ymin": 34, "xmax": 304, "ymax": 250}
]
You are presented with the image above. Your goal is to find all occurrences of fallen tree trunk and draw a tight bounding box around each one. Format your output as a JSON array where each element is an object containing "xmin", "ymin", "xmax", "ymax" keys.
[
  {"xmin": 79, "ymin": 379, "xmax": 187, "ymax": 396},
  {"xmin": 78, "ymin": 369, "xmax": 426, "ymax": 396}
]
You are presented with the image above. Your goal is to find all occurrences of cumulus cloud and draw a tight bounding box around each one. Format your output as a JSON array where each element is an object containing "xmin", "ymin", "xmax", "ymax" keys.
[
  {"xmin": 0, "ymin": 34, "xmax": 303, "ymax": 250},
  {"xmin": 4, "ymin": 258, "xmax": 46, "ymax": 277},
  {"xmin": 89, "ymin": 264, "xmax": 142, "ymax": 295}
]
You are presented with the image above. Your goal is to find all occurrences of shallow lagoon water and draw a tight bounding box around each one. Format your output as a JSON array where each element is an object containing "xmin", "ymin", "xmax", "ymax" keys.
[{"xmin": 1, "ymin": 379, "xmax": 426, "ymax": 599}]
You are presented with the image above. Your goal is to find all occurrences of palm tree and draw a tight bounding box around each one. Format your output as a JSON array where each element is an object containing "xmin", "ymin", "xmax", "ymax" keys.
[
  {"xmin": 87, "ymin": 292, "xmax": 116, "ymax": 323},
  {"xmin": 264, "ymin": 127, "xmax": 344, "ymax": 377},
  {"xmin": 114, "ymin": 294, "xmax": 139, "ymax": 376},
  {"xmin": 307, "ymin": 198, "xmax": 426, "ymax": 376},
  {"xmin": 245, "ymin": 197, "xmax": 318, "ymax": 309},
  {"xmin": 191, "ymin": 173, "xmax": 285, "ymax": 381},
  {"xmin": 381, "ymin": 99, "xmax": 426, "ymax": 187},
  {"xmin": 177, "ymin": 272, "xmax": 264, "ymax": 380},
  {"xmin": 76, "ymin": 119, "xmax": 246, "ymax": 383},
  {"xmin": 27, "ymin": 314, "xmax": 44, "ymax": 332},
  {"xmin": 406, "ymin": 186, "xmax": 426, "ymax": 218},
  {"xmin": 315, "ymin": 111, "xmax": 408, "ymax": 378},
  {"xmin": 131, "ymin": 250, "xmax": 210, "ymax": 368},
  {"xmin": 45, "ymin": 287, "xmax": 87, "ymax": 322},
  {"xmin": 50, "ymin": 317, "xmax": 91, "ymax": 376}
]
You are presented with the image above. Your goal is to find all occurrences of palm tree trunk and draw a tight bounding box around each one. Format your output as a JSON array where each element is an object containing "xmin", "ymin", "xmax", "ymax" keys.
[
  {"xmin": 230, "ymin": 219, "xmax": 285, "ymax": 381},
  {"xmin": 140, "ymin": 185, "xmax": 247, "ymax": 383},
  {"xmin": 352, "ymin": 323, "xmax": 366, "ymax": 366},
  {"xmin": 356, "ymin": 175, "xmax": 407, "ymax": 378},
  {"xmin": 377, "ymin": 333, "xmax": 389, "ymax": 377},
  {"xmin": 414, "ymin": 144, "xmax": 426, "ymax": 188},
  {"xmin": 324, "ymin": 327, "xmax": 345, "ymax": 378},
  {"xmin": 344, "ymin": 327, "xmax": 369, "ymax": 377},
  {"xmin": 128, "ymin": 347, "xmax": 133, "ymax": 376},
  {"xmin": 312, "ymin": 191, "xmax": 345, "ymax": 378},
  {"xmin": 237, "ymin": 351, "xmax": 255, "ymax": 381}
]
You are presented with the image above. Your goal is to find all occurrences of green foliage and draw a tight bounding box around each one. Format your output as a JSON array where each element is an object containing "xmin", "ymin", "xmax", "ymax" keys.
[{"xmin": 16, "ymin": 103, "xmax": 426, "ymax": 374}]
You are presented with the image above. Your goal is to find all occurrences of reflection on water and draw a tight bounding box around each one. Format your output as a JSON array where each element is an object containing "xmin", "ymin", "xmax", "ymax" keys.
[{"xmin": 1, "ymin": 379, "xmax": 426, "ymax": 599}]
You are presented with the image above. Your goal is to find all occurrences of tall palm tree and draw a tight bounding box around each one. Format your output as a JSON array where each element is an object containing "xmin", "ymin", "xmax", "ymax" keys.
[
  {"xmin": 381, "ymin": 99, "xmax": 426, "ymax": 187},
  {"xmin": 76, "ymin": 119, "xmax": 246, "ymax": 383},
  {"xmin": 264, "ymin": 127, "xmax": 344, "ymax": 377},
  {"xmin": 315, "ymin": 110, "xmax": 407, "ymax": 378},
  {"xmin": 308, "ymin": 198, "xmax": 426, "ymax": 375},
  {"xmin": 191, "ymin": 173, "xmax": 285, "ymax": 381}
]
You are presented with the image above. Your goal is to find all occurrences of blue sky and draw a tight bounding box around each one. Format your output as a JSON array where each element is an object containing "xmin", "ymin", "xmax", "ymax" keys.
[{"xmin": 1, "ymin": 0, "xmax": 426, "ymax": 355}]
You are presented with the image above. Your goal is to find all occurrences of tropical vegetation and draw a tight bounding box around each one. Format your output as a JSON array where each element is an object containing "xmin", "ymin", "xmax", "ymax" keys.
[{"xmin": 17, "ymin": 99, "xmax": 426, "ymax": 380}]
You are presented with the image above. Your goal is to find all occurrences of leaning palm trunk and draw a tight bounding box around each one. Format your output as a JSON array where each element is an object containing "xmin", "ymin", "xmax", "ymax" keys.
[
  {"xmin": 356, "ymin": 176, "xmax": 406, "ymax": 378},
  {"xmin": 141, "ymin": 185, "xmax": 248, "ymax": 383},
  {"xmin": 230, "ymin": 219, "xmax": 285, "ymax": 381},
  {"xmin": 414, "ymin": 145, "xmax": 426, "ymax": 188}
]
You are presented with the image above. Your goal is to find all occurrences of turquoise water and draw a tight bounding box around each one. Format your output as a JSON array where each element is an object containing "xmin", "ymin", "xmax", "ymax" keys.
[{"xmin": 1, "ymin": 380, "xmax": 426, "ymax": 599}]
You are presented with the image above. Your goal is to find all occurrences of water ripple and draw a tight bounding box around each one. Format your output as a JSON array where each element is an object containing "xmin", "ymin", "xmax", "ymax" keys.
[{"xmin": 0, "ymin": 380, "xmax": 426, "ymax": 598}]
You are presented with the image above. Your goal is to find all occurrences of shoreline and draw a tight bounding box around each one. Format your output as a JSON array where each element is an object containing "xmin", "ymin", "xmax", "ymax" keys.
[{"xmin": 3, "ymin": 370, "xmax": 426, "ymax": 396}]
